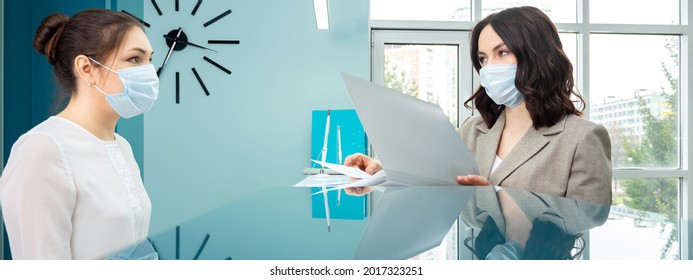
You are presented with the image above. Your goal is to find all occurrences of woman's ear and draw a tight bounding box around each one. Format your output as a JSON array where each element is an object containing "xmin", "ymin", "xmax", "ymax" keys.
[{"xmin": 74, "ymin": 55, "xmax": 94, "ymax": 85}]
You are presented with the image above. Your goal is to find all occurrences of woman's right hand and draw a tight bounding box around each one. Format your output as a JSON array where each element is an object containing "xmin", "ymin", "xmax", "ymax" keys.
[{"xmin": 343, "ymin": 153, "xmax": 382, "ymax": 196}]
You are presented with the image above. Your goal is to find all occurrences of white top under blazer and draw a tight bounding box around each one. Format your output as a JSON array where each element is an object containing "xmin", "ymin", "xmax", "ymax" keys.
[{"xmin": 0, "ymin": 116, "xmax": 151, "ymax": 259}]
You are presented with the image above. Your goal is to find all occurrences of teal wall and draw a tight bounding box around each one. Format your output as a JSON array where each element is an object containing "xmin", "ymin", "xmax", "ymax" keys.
[
  {"xmin": 2, "ymin": 0, "xmax": 31, "ymax": 168},
  {"xmin": 143, "ymin": 0, "xmax": 371, "ymax": 259},
  {"xmin": 1, "ymin": 0, "xmax": 4, "ymax": 260}
]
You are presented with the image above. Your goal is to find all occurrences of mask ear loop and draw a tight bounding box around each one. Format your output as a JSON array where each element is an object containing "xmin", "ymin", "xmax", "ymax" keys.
[
  {"xmin": 87, "ymin": 57, "xmax": 118, "ymax": 73},
  {"xmin": 86, "ymin": 57, "xmax": 120, "ymax": 96}
]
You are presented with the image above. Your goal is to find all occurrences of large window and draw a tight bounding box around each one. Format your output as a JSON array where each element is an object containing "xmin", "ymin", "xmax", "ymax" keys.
[
  {"xmin": 372, "ymin": 30, "xmax": 470, "ymax": 260},
  {"xmin": 371, "ymin": 0, "xmax": 691, "ymax": 260}
]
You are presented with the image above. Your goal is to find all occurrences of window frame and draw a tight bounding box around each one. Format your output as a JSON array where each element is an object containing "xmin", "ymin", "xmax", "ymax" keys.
[{"xmin": 370, "ymin": 0, "xmax": 692, "ymax": 260}]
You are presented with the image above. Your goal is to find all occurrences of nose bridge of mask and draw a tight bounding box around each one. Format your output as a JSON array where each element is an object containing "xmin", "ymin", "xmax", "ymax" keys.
[{"xmin": 480, "ymin": 64, "xmax": 517, "ymax": 82}]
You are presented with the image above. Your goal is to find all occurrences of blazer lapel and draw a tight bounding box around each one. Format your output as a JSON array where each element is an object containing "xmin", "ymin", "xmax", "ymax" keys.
[
  {"xmin": 489, "ymin": 115, "xmax": 568, "ymax": 185},
  {"xmin": 475, "ymin": 112, "xmax": 505, "ymax": 178},
  {"xmin": 489, "ymin": 126, "xmax": 549, "ymax": 186}
]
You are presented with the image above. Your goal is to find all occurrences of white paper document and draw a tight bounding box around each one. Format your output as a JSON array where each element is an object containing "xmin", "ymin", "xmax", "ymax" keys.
[{"xmin": 293, "ymin": 160, "xmax": 388, "ymax": 195}]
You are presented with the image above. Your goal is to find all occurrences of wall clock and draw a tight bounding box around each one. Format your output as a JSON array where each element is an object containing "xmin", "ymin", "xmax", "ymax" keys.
[
  {"xmin": 150, "ymin": 225, "xmax": 233, "ymax": 260},
  {"xmin": 123, "ymin": 0, "xmax": 240, "ymax": 104}
]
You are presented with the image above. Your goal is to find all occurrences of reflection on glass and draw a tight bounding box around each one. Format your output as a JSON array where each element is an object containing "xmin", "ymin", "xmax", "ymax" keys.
[
  {"xmin": 410, "ymin": 222, "xmax": 458, "ymax": 260},
  {"xmin": 589, "ymin": 35, "xmax": 680, "ymax": 169},
  {"xmin": 481, "ymin": 0, "xmax": 577, "ymax": 23},
  {"xmin": 461, "ymin": 187, "xmax": 610, "ymax": 260},
  {"xmin": 371, "ymin": 0, "xmax": 472, "ymax": 21},
  {"xmin": 590, "ymin": 0, "xmax": 679, "ymax": 25},
  {"xmin": 384, "ymin": 44, "xmax": 459, "ymax": 126},
  {"xmin": 383, "ymin": 43, "xmax": 460, "ymax": 260},
  {"xmin": 590, "ymin": 178, "xmax": 679, "ymax": 259}
]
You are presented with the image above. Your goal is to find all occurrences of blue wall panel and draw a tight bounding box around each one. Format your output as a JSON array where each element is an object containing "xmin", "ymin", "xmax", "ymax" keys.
[{"xmin": 310, "ymin": 109, "xmax": 369, "ymax": 220}]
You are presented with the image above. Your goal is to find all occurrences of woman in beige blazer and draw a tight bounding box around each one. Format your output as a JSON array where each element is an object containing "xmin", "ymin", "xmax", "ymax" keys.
[{"xmin": 345, "ymin": 6, "xmax": 612, "ymax": 205}]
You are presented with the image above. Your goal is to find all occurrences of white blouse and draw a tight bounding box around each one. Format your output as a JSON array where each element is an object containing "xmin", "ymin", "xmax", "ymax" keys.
[
  {"xmin": 492, "ymin": 156, "xmax": 503, "ymax": 192},
  {"xmin": 0, "ymin": 116, "xmax": 151, "ymax": 259},
  {"xmin": 491, "ymin": 155, "xmax": 503, "ymax": 174}
]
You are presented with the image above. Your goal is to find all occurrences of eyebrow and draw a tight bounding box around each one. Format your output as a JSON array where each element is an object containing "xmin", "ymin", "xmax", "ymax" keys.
[
  {"xmin": 477, "ymin": 42, "xmax": 507, "ymax": 55},
  {"xmin": 128, "ymin": 47, "xmax": 154, "ymax": 55}
]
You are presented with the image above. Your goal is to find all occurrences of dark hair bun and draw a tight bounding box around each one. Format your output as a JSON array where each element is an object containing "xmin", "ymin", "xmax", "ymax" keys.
[{"xmin": 33, "ymin": 13, "xmax": 69, "ymax": 65}]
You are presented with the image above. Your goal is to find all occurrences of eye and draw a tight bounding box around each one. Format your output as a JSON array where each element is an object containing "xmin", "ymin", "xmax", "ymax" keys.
[
  {"xmin": 499, "ymin": 50, "xmax": 510, "ymax": 56},
  {"xmin": 128, "ymin": 56, "xmax": 141, "ymax": 64},
  {"xmin": 478, "ymin": 56, "xmax": 488, "ymax": 65}
]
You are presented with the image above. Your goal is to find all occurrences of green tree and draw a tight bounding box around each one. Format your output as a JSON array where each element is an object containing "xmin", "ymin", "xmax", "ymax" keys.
[
  {"xmin": 621, "ymin": 36, "xmax": 679, "ymax": 259},
  {"xmin": 384, "ymin": 57, "xmax": 419, "ymax": 97}
]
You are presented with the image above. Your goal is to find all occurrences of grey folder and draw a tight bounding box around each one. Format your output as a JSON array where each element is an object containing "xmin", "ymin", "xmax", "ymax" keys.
[{"xmin": 340, "ymin": 73, "xmax": 479, "ymax": 259}]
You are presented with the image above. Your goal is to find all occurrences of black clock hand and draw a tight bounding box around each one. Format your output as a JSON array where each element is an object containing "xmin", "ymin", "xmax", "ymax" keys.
[
  {"xmin": 158, "ymin": 27, "xmax": 183, "ymax": 76},
  {"xmin": 163, "ymin": 35, "xmax": 217, "ymax": 53}
]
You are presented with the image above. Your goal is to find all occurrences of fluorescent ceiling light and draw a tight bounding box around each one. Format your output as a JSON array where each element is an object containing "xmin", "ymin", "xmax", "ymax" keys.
[{"xmin": 313, "ymin": 0, "xmax": 329, "ymax": 29}]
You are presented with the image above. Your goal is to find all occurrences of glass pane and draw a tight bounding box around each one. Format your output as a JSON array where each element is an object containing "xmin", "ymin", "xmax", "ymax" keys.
[
  {"xmin": 590, "ymin": 178, "xmax": 679, "ymax": 259},
  {"xmin": 382, "ymin": 43, "xmax": 460, "ymax": 259},
  {"xmin": 559, "ymin": 33, "xmax": 578, "ymax": 85},
  {"xmin": 384, "ymin": 44, "xmax": 459, "ymax": 126},
  {"xmin": 410, "ymin": 222, "xmax": 458, "ymax": 260},
  {"xmin": 481, "ymin": 0, "xmax": 577, "ymax": 23},
  {"xmin": 589, "ymin": 35, "xmax": 680, "ymax": 169},
  {"xmin": 371, "ymin": 0, "xmax": 472, "ymax": 21},
  {"xmin": 590, "ymin": 0, "xmax": 679, "ymax": 25}
]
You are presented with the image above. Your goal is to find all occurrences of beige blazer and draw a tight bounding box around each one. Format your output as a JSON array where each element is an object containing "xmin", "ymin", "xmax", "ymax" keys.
[
  {"xmin": 459, "ymin": 111, "xmax": 612, "ymax": 204},
  {"xmin": 461, "ymin": 187, "xmax": 611, "ymax": 235}
]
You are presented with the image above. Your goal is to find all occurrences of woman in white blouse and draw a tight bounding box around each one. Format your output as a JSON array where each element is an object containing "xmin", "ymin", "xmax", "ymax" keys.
[{"xmin": 0, "ymin": 9, "xmax": 158, "ymax": 259}]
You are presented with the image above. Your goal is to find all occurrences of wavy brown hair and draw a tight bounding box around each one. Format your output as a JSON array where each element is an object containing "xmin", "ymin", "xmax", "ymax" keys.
[{"xmin": 464, "ymin": 6, "xmax": 584, "ymax": 129}]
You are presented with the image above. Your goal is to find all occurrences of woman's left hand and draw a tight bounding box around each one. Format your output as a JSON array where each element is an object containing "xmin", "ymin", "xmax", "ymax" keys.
[{"xmin": 456, "ymin": 175, "xmax": 491, "ymax": 186}]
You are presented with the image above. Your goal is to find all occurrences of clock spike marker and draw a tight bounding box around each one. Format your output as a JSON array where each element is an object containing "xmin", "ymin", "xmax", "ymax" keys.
[
  {"xmin": 175, "ymin": 0, "xmax": 179, "ymax": 12},
  {"xmin": 192, "ymin": 0, "xmax": 203, "ymax": 16},
  {"xmin": 208, "ymin": 40, "xmax": 240, "ymax": 45},
  {"xmin": 175, "ymin": 72, "xmax": 180, "ymax": 104},
  {"xmin": 203, "ymin": 56, "xmax": 232, "ymax": 75},
  {"xmin": 121, "ymin": 10, "xmax": 150, "ymax": 28},
  {"xmin": 175, "ymin": 225, "xmax": 180, "ymax": 260},
  {"xmin": 192, "ymin": 68, "xmax": 211, "ymax": 96},
  {"xmin": 193, "ymin": 234, "xmax": 211, "ymax": 260},
  {"xmin": 151, "ymin": 0, "xmax": 163, "ymax": 16},
  {"xmin": 203, "ymin": 9, "xmax": 232, "ymax": 27}
]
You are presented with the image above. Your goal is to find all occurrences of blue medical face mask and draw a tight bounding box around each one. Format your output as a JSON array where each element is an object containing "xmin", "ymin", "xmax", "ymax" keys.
[
  {"xmin": 479, "ymin": 64, "xmax": 524, "ymax": 108},
  {"xmin": 88, "ymin": 57, "xmax": 159, "ymax": 119}
]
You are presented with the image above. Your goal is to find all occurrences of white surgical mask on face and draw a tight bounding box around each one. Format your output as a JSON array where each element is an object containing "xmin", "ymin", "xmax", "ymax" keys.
[
  {"xmin": 479, "ymin": 64, "xmax": 524, "ymax": 108},
  {"xmin": 88, "ymin": 57, "xmax": 159, "ymax": 119}
]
